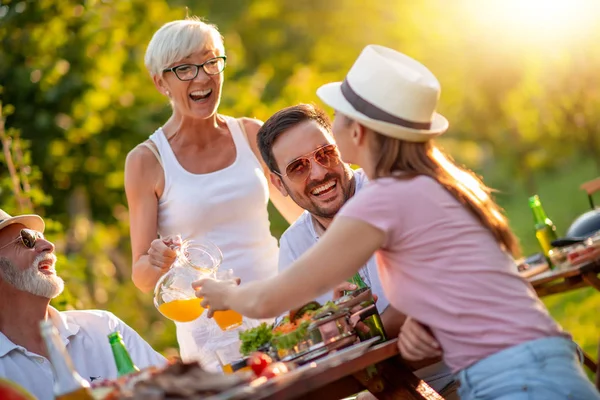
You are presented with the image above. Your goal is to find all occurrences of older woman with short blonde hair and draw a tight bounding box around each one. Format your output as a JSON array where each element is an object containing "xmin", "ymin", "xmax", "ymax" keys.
[{"xmin": 124, "ymin": 17, "xmax": 302, "ymax": 371}]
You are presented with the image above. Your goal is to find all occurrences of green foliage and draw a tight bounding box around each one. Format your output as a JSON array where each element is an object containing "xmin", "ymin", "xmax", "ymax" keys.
[
  {"xmin": 0, "ymin": 0, "xmax": 182, "ymax": 353},
  {"xmin": 0, "ymin": 0, "xmax": 598, "ymax": 370}
]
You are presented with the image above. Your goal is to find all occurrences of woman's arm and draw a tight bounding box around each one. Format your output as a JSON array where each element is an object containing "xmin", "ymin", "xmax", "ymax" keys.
[
  {"xmin": 195, "ymin": 217, "xmax": 385, "ymax": 318},
  {"xmin": 124, "ymin": 145, "xmax": 175, "ymax": 293},
  {"xmin": 241, "ymin": 118, "xmax": 304, "ymax": 224}
]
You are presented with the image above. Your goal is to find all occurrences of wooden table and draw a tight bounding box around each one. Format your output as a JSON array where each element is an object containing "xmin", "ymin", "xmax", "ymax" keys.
[
  {"xmin": 250, "ymin": 339, "xmax": 442, "ymax": 400},
  {"xmin": 529, "ymin": 257, "xmax": 600, "ymax": 297},
  {"xmin": 528, "ymin": 256, "xmax": 600, "ymax": 388}
]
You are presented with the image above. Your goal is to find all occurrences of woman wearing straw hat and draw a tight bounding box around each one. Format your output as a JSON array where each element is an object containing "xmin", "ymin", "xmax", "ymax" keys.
[{"xmin": 194, "ymin": 45, "xmax": 600, "ymax": 399}]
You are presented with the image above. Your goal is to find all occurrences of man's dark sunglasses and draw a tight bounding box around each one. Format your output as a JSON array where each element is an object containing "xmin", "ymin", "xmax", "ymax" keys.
[
  {"xmin": 162, "ymin": 56, "xmax": 227, "ymax": 81},
  {"xmin": 274, "ymin": 144, "xmax": 341, "ymax": 183},
  {"xmin": 0, "ymin": 229, "xmax": 44, "ymax": 250}
]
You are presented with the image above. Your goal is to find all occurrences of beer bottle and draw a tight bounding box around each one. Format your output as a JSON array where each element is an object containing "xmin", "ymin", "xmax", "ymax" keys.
[
  {"xmin": 39, "ymin": 320, "xmax": 94, "ymax": 400},
  {"xmin": 348, "ymin": 272, "xmax": 368, "ymax": 289},
  {"xmin": 343, "ymin": 272, "xmax": 368, "ymax": 296},
  {"xmin": 529, "ymin": 195, "xmax": 558, "ymax": 260},
  {"xmin": 108, "ymin": 331, "xmax": 139, "ymax": 377}
]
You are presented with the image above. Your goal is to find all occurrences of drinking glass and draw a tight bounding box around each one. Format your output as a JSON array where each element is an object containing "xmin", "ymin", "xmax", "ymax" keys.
[
  {"xmin": 211, "ymin": 269, "xmax": 244, "ymax": 331},
  {"xmin": 215, "ymin": 341, "xmax": 244, "ymax": 374}
]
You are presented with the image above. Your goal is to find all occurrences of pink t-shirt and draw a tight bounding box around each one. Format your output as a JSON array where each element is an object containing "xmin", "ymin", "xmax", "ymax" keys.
[{"xmin": 339, "ymin": 175, "xmax": 567, "ymax": 372}]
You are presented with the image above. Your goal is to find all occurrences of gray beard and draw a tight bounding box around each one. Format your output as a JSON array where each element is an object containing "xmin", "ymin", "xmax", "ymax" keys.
[{"xmin": 0, "ymin": 256, "xmax": 64, "ymax": 299}]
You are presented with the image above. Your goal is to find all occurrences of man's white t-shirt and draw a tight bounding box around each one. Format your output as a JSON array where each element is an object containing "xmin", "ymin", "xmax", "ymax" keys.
[
  {"xmin": 278, "ymin": 169, "xmax": 390, "ymax": 313},
  {"xmin": 0, "ymin": 307, "xmax": 166, "ymax": 400}
]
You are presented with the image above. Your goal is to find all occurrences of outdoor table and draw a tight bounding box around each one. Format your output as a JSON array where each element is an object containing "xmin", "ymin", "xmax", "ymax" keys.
[
  {"xmin": 528, "ymin": 257, "xmax": 600, "ymax": 297},
  {"xmin": 245, "ymin": 339, "xmax": 443, "ymax": 400},
  {"xmin": 527, "ymin": 255, "xmax": 600, "ymax": 388}
]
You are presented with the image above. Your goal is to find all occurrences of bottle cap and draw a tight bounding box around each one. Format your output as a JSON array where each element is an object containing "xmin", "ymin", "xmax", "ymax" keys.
[
  {"xmin": 528, "ymin": 195, "xmax": 541, "ymax": 206},
  {"xmin": 108, "ymin": 331, "xmax": 123, "ymax": 344}
]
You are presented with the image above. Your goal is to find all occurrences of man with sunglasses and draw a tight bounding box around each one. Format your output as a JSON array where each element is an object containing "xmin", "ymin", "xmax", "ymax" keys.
[
  {"xmin": 0, "ymin": 209, "xmax": 165, "ymax": 400},
  {"xmin": 257, "ymin": 104, "xmax": 458, "ymax": 399}
]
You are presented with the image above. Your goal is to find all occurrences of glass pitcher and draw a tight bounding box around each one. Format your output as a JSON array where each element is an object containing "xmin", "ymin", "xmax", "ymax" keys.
[{"xmin": 154, "ymin": 239, "xmax": 223, "ymax": 323}]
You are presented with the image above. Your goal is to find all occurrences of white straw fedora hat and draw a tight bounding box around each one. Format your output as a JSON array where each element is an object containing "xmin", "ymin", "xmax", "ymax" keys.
[
  {"xmin": 0, "ymin": 209, "xmax": 45, "ymax": 233},
  {"xmin": 317, "ymin": 45, "xmax": 448, "ymax": 142}
]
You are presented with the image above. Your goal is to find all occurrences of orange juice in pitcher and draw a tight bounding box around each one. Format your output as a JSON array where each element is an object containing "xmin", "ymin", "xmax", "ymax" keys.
[
  {"xmin": 154, "ymin": 240, "xmax": 222, "ymax": 323},
  {"xmin": 157, "ymin": 298, "xmax": 206, "ymax": 322}
]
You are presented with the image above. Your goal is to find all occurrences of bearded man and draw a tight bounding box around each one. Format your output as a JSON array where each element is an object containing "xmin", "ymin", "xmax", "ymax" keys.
[{"xmin": 0, "ymin": 209, "xmax": 165, "ymax": 400}]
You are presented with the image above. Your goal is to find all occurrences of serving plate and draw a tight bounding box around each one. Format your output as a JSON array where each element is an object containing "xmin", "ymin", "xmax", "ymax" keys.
[
  {"xmin": 280, "ymin": 341, "xmax": 328, "ymax": 363},
  {"xmin": 311, "ymin": 336, "xmax": 382, "ymax": 369}
]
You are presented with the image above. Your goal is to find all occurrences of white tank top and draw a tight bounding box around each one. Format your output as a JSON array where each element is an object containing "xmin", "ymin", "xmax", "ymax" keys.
[{"xmin": 149, "ymin": 116, "xmax": 279, "ymax": 370}]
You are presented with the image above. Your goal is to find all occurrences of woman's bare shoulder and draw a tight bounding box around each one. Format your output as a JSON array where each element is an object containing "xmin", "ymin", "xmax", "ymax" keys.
[
  {"xmin": 238, "ymin": 117, "xmax": 264, "ymax": 137},
  {"xmin": 125, "ymin": 141, "xmax": 163, "ymax": 184},
  {"xmin": 126, "ymin": 141, "xmax": 160, "ymax": 167}
]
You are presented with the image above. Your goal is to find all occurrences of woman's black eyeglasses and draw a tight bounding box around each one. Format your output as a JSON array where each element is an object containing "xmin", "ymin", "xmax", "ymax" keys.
[
  {"xmin": 0, "ymin": 229, "xmax": 44, "ymax": 250},
  {"xmin": 162, "ymin": 56, "xmax": 227, "ymax": 81},
  {"xmin": 273, "ymin": 144, "xmax": 342, "ymax": 183}
]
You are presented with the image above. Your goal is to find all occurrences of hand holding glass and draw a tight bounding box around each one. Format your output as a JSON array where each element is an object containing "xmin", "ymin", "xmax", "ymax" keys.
[
  {"xmin": 194, "ymin": 270, "xmax": 243, "ymax": 331},
  {"xmin": 211, "ymin": 270, "xmax": 243, "ymax": 331}
]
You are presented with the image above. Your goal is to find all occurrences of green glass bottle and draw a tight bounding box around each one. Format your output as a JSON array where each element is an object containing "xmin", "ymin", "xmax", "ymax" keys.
[
  {"xmin": 345, "ymin": 273, "xmax": 387, "ymax": 343},
  {"xmin": 529, "ymin": 195, "xmax": 558, "ymax": 260},
  {"xmin": 348, "ymin": 272, "xmax": 368, "ymax": 289},
  {"xmin": 108, "ymin": 331, "xmax": 139, "ymax": 377},
  {"xmin": 343, "ymin": 272, "xmax": 368, "ymax": 296}
]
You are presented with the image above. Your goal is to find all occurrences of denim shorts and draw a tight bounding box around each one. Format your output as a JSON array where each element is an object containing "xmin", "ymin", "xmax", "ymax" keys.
[{"xmin": 457, "ymin": 336, "xmax": 600, "ymax": 400}]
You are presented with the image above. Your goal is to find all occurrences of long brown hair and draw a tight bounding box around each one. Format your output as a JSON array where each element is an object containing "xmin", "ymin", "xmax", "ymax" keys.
[{"xmin": 369, "ymin": 132, "xmax": 521, "ymax": 258}]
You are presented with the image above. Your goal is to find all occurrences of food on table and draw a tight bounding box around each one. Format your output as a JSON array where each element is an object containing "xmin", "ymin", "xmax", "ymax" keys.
[
  {"xmin": 566, "ymin": 243, "xmax": 600, "ymax": 266},
  {"xmin": 90, "ymin": 359, "xmax": 249, "ymax": 399},
  {"xmin": 0, "ymin": 379, "xmax": 36, "ymax": 400},
  {"xmin": 272, "ymin": 319, "xmax": 311, "ymax": 352},
  {"xmin": 259, "ymin": 362, "xmax": 290, "ymax": 379},
  {"xmin": 132, "ymin": 360, "xmax": 247, "ymax": 398},
  {"xmin": 289, "ymin": 301, "xmax": 321, "ymax": 321},
  {"xmin": 248, "ymin": 352, "xmax": 273, "ymax": 376},
  {"xmin": 156, "ymin": 298, "xmax": 205, "ymax": 322},
  {"xmin": 239, "ymin": 322, "xmax": 275, "ymax": 356},
  {"xmin": 238, "ymin": 315, "xmax": 312, "ymax": 357},
  {"xmin": 238, "ymin": 301, "xmax": 342, "ymax": 359}
]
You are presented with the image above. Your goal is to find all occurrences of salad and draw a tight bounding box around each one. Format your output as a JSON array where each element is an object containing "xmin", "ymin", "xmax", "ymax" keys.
[{"xmin": 238, "ymin": 301, "xmax": 337, "ymax": 356}]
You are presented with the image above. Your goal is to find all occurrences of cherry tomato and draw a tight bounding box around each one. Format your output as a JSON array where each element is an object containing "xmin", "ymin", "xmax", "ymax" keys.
[
  {"xmin": 259, "ymin": 362, "xmax": 289, "ymax": 379},
  {"xmin": 248, "ymin": 352, "xmax": 272, "ymax": 376}
]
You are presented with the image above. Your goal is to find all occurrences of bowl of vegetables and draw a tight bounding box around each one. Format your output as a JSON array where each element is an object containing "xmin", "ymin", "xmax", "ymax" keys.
[{"xmin": 238, "ymin": 301, "xmax": 360, "ymax": 365}]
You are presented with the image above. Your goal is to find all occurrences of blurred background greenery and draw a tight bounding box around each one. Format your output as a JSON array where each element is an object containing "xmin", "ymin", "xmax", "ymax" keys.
[{"xmin": 0, "ymin": 0, "xmax": 598, "ymax": 369}]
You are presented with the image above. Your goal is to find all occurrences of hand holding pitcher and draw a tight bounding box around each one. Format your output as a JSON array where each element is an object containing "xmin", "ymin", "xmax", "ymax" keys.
[
  {"xmin": 153, "ymin": 239, "xmax": 222, "ymax": 323},
  {"xmin": 147, "ymin": 235, "xmax": 183, "ymax": 272}
]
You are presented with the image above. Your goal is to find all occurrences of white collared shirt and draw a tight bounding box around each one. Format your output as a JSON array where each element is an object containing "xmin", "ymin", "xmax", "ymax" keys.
[
  {"xmin": 0, "ymin": 307, "xmax": 166, "ymax": 400},
  {"xmin": 278, "ymin": 169, "xmax": 390, "ymax": 313}
]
